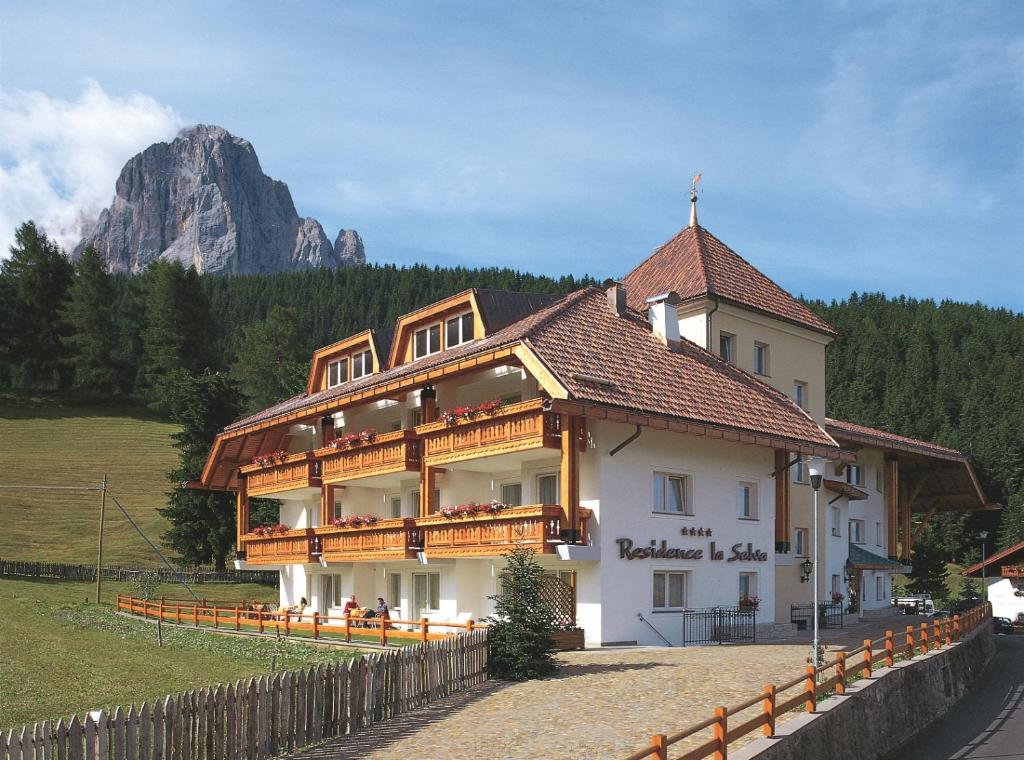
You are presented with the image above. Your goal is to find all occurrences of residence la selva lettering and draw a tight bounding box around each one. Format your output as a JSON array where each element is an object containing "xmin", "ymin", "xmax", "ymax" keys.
[{"xmin": 616, "ymin": 538, "xmax": 769, "ymax": 562}]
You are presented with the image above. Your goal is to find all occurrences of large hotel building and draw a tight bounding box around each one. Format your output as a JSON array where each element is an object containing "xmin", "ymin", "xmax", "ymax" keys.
[{"xmin": 196, "ymin": 200, "xmax": 993, "ymax": 645}]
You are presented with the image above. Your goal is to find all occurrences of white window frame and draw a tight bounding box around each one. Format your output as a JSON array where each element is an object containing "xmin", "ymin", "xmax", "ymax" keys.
[
  {"xmin": 499, "ymin": 481, "xmax": 523, "ymax": 507},
  {"xmin": 327, "ymin": 358, "xmax": 348, "ymax": 389},
  {"xmin": 536, "ymin": 472, "xmax": 560, "ymax": 505},
  {"xmin": 412, "ymin": 572, "xmax": 441, "ymax": 614},
  {"xmin": 849, "ymin": 519, "xmax": 865, "ymax": 544},
  {"xmin": 793, "ymin": 527, "xmax": 808, "ymax": 557},
  {"xmin": 793, "ymin": 380, "xmax": 808, "ymax": 410},
  {"xmin": 388, "ymin": 572, "xmax": 402, "ymax": 613},
  {"xmin": 413, "ymin": 324, "xmax": 442, "ymax": 360},
  {"xmin": 387, "ymin": 493, "xmax": 403, "ymax": 519},
  {"xmin": 792, "ymin": 458, "xmax": 807, "ymax": 484},
  {"xmin": 737, "ymin": 481, "xmax": 758, "ymax": 520},
  {"xmin": 652, "ymin": 570, "xmax": 689, "ymax": 612},
  {"xmin": 653, "ymin": 471, "xmax": 692, "ymax": 516},
  {"xmin": 321, "ymin": 573, "xmax": 343, "ymax": 612},
  {"xmin": 445, "ymin": 312, "xmax": 474, "ymax": 348},
  {"xmin": 876, "ymin": 521, "xmax": 882, "ymax": 546},
  {"xmin": 739, "ymin": 572, "xmax": 758, "ymax": 600},
  {"xmin": 876, "ymin": 574, "xmax": 885, "ymax": 601},
  {"xmin": 351, "ymin": 349, "xmax": 373, "ymax": 380},
  {"xmin": 876, "ymin": 467, "xmax": 883, "ymax": 492},
  {"xmin": 753, "ymin": 341, "xmax": 770, "ymax": 376},
  {"xmin": 831, "ymin": 574, "xmax": 841, "ymax": 595},
  {"xmin": 831, "ymin": 506, "xmax": 841, "ymax": 537},
  {"xmin": 719, "ymin": 332, "xmax": 735, "ymax": 362},
  {"xmin": 846, "ymin": 464, "xmax": 863, "ymax": 486}
]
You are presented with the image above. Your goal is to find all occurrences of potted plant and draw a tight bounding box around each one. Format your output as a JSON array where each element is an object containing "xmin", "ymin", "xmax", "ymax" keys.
[
  {"xmin": 552, "ymin": 619, "xmax": 585, "ymax": 651},
  {"xmin": 739, "ymin": 594, "xmax": 760, "ymax": 612}
]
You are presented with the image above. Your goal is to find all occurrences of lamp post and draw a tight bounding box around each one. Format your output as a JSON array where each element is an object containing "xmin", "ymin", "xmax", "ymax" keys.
[
  {"xmin": 980, "ymin": 530, "xmax": 989, "ymax": 599},
  {"xmin": 807, "ymin": 459, "xmax": 826, "ymax": 671}
]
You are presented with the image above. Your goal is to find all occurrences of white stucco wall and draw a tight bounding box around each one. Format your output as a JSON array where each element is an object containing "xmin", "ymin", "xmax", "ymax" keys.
[{"xmin": 987, "ymin": 577, "xmax": 1024, "ymax": 621}]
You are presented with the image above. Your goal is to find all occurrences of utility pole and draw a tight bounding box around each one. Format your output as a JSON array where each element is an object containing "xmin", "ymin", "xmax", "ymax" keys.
[{"xmin": 95, "ymin": 473, "xmax": 108, "ymax": 604}]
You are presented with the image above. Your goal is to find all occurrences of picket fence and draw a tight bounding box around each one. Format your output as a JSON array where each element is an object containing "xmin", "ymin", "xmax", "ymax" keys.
[
  {"xmin": 0, "ymin": 559, "xmax": 277, "ymax": 586},
  {"xmin": 1, "ymin": 629, "xmax": 487, "ymax": 760}
]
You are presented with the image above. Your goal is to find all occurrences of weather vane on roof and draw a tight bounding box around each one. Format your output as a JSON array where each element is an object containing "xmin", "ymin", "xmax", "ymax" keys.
[{"xmin": 689, "ymin": 172, "xmax": 702, "ymax": 227}]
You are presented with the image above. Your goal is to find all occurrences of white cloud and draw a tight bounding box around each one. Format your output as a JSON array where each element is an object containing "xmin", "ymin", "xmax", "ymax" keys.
[{"xmin": 0, "ymin": 80, "xmax": 184, "ymax": 256}]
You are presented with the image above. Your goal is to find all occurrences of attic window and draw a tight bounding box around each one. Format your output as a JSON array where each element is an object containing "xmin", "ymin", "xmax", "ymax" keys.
[
  {"xmin": 446, "ymin": 312, "xmax": 474, "ymax": 348},
  {"xmin": 414, "ymin": 325, "xmax": 441, "ymax": 359},
  {"xmin": 351, "ymin": 349, "xmax": 373, "ymax": 380},
  {"xmin": 327, "ymin": 358, "xmax": 348, "ymax": 388}
]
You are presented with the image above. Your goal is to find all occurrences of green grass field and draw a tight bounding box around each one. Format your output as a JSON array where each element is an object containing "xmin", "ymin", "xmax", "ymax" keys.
[
  {"xmin": 0, "ymin": 577, "xmax": 366, "ymax": 729},
  {"xmin": 0, "ymin": 392, "xmax": 180, "ymax": 566}
]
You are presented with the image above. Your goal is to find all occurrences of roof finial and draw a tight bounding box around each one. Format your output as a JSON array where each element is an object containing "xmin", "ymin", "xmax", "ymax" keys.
[{"xmin": 689, "ymin": 172, "xmax": 702, "ymax": 227}]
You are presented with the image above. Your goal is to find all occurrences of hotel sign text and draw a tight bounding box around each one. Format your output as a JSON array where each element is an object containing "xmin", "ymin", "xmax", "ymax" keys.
[{"xmin": 616, "ymin": 538, "xmax": 769, "ymax": 563}]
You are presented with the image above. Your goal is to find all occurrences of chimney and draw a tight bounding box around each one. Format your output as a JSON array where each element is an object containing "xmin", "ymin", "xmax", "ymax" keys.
[
  {"xmin": 604, "ymin": 279, "xmax": 626, "ymax": 317},
  {"xmin": 646, "ymin": 291, "xmax": 682, "ymax": 348}
]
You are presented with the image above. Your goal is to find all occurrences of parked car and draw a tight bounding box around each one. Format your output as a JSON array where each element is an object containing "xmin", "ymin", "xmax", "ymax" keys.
[
  {"xmin": 925, "ymin": 609, "xmax": 952, "ymax": 619},
  {"xmin": 994, "ymin": 617, "xmax": 1014, "ymax": 634}
]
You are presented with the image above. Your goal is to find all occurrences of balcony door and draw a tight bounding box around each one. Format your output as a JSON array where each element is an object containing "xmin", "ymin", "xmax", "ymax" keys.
[
  {"xmin": 412, "ymin": 572, "xmax": 440, "ymax": 618},
  {"xmin": 537, "ymin": 473, "xmax": 559, "ymax": 505}
]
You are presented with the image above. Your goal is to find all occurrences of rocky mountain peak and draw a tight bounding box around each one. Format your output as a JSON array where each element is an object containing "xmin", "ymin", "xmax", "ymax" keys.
[{"xmin": 75, "ymin": 124, "xmax": 365, "ymax": 274}]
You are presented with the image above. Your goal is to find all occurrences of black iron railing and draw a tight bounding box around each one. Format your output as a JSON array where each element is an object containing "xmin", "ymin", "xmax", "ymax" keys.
[{"xmin": 682, "ymin": 606, "xmax": 756, "ymax": 645}]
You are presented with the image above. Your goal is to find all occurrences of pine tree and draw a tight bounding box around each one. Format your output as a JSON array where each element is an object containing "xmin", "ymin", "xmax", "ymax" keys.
[
  {"xmin": 0, "ymin": 221, "xmax": 74, "ymax": 387},
  {"xmin": 485, "ymin": 546, "xmax": 558, "ymax": 681},
  {"xmin": 157, "ymin": 370, "xmax": 240, "ymax": 570},
  {"xmin": 232, "ymin": 305, "xmax": 310, "ymax": 413},
  {"xmin": 63, "ymin": 245, "xmax": 120, "ymax": 395}
]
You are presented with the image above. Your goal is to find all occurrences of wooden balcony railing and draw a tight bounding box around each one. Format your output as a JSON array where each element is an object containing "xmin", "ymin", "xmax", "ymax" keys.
[
  {"xmin": 242, "ymin": 528, "xmax": 316, "ymax": 565},
  {"xmin": 240, "ymin": 452, "xmax": 322, "ymax": 497},
  {"xmin": 315, "ymin": 518, "xmax": 419, "ymax": 562},
  {"xmin": 416, "ymin": 504, "xmax": 564, "ymax": 558},
  {"xmin": 416, "ymin": 399, "xmax": 561, "ymax": 466},
  {"xmin": 316, "ymin": 430, "xmax": 421, "ymax": 484}
]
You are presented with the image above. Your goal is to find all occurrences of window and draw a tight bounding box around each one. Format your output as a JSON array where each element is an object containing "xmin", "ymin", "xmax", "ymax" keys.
[
  {"xmin": 388, "ymin": 573, "xmax": 402, "ymax": 611},
  {"xmin": 500, "ymin": 482, "xmax": 522, "ymax": 506},
  {"xmin": 445, "ymin": 312, "xmax": 474, "ymax": 348},
  {"xmin": 831, "ymin": 506, "xmax": 841, "ymax": 537},
  {"xmin": 793, "ymin": 381, "xmax": 808, "ymax": 410},
  {"xmin": 327, "ymin": 358, "xmax": 348, "ymax": 388},
  {"xmin": 876, "ymin": 521, "xmax": 882, "ymax": 546},
  {"xmin": 653, "ymin": 472, "xmax": 690, "ymax": 515},
  {"xmin": 321, "ymin": 574, "xmax": 343, "ymax": 611},
  {"xmin": 389, "ymin": 495, "xmax": 403, "ymax": 519},
  {"xmin": 849, "ymin": 519, "xmax": 865, "ymax": 544},
  {"xmin": 652, "ymin": 571, "xmax": 688, "ymax": 611},
  {"xmin": 413, "ymin": 324, "xmax": 441, "ymax": 359},
  {"xmin": 753, "ymin": 342, "xmax": 770, "ymax": 376},
  {"xmin": 737, "ymin": 482, "xmax": 758, "ymax": 519},
  {"xmin": 537, "ymin": 473, "xmax": 559, "ymax": 505},
  {"xmin": 411, "ymin": 488, "xmax": 441, "ymax": 514},
  {"xmin": 875, "ymin": 468, "xmax": 883, "ymax": 492},
  {"xmin": 846, "ymin": 464, "xmax": 863, "ymax": 486},
  {"xmin": 408, "ymin": 408, "xmax": 423, "ymax": 429},
  {"xmin": 331, "ymin": 497, "xmax": 343, "ymax": 521},
  {"xmin": 351, "ymin": 349, "xmax": 373, "ymax": 379},
  {"xmin": 500, "ymin": 393, "xmax": 522, "ymax": 406},
  {"xmin": 413, "ymin": 572, "xmax": 440, "ymax": 615},
  {"xmin": 739, "ymin": 572, "xmax": 758, "ymax": 601},
  {"xmin": 719, "ymin": 332, "xmax": 735, "ymax": 362},
  {"xmin": 876, "ymin": 574, "xmax": 885, "ymax": 601},
  {"xmin": 388, "ymin": 419, "xmax": 402, "ymax": 432},
  {"xmin": 792, "ymin": 458, "xmax": 807, "ymax": 484},
  {"xmin": 793, "ymin": 527, "xmax": 808, "ymax": 556},
  {"xmin": 831, "ymin": 574, "xmax": 841, "ymax": 595}
]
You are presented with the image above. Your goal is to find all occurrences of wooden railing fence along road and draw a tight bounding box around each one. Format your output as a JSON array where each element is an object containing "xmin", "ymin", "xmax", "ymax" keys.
[
  {"xmin": 0, "ymin": 630, "xmax": 488, "ymax": 760},
  {"xmin": 116, "ymin": 595, "xmax": 484, "ymax": 647},
  {"xmin": 622, "ymin": 603, "xmax": 993, "ymax": 760},
  {"xmin": 0, "ymin": 559, "xmax": 277, "ymax": 585}
]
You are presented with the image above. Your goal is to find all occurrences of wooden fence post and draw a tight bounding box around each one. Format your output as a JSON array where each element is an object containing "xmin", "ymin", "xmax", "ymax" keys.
[
  {"xmin": 420, "ymin": 618, "xmax": 429, "ymax": 644},
  {"xmin": 920, "ymin": 622, "xmax": 929, "ymax": 653},
  {"xmin": 762, "ymin": 684, "xmax": 776, "ymax": 737},
  {"xmin": 344, "ymin": 612, "xmax": 351, "ymax": 642},
  {"xmin": 286, "ymin": 611, "xmax": 292, "ymax": 636},
  {"xmin": 944, "ymin": 618, "xmax": 952, "ymax": 646},
  {"xmin": 885, "ymin": 630, "xmax": 894, "ymax": 667},
  {"xmin": 804, "ymin": 666, "xmax": 816, "ymax": 713},
  {"xmin": 379, "ymin": 618, "xmax": 387, "ymax": 647},
  {"xmin": 953, "ymin": 614, "xmax": 960, "ymax": 641},
  {"xmin": 235, "ymin": 606, "xmax": 240, "ymax": 631},
  {"xmin": 836, "ymin": 652, "xmax": 846, "ymax": 694},
  {"xmin": 193, "ymin": 603, "xmax": 199, "ymax": 627},
  {"xmin": 259, "ymin": 609, "xmax": 265, "ymax": 635},
  {"xmin": 933, "ymin": 618, "xmax": 941, "ymax": 646},
  {"xmin": 313, "ymin": 612, "xmax": 320, "ymax": 640},
  {"xmin": 713, "ymin": 706, "xmax": 727, "ymax": 760},
  {"xmin": 213, "ymin": 603, "xmax": 219, "ymax": 629},
  {"xmin": 862, "ymin": 639, "xmax": 872, "ymax": 679},
  {"xmin": 906, "ymin": 625, "xmax": 915, "ymax": 657},
  {"xmin": 651, "ymin": 734, "xmax": 668, "ymax": 760},
  {"xmin": 176, "ymin": 603, "xmax": 182, "ymax": 624}
]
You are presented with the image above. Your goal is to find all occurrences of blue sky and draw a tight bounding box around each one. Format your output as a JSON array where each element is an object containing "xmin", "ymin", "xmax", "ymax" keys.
[{"xmin": 1, "ymin": 1, "xmax": 1022, "ymax": 309}]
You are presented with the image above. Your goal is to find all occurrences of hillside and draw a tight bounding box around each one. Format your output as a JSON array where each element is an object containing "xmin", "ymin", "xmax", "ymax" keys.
[{"xmin": 0, "ymin": 393, "xmax": 179, "ymax": 566}]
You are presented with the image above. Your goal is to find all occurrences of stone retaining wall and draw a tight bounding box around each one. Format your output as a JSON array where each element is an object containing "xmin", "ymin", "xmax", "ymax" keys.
[{"xmin": 732, "ymin": 623, "xmax": 995, "ymax": 760}]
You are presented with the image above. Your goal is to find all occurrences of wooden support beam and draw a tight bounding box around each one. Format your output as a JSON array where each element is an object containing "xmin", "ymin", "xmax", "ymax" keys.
[
  {"xmin": 912, "ymin": 500, "xmax": 941, "ymax": 541},
  {"xmin": 420, "ymin": 465, "xmax": 437, "ymax": 517},
  {"xmin": 236, "ymin": 478, "xmax": 249, "ymax": 552},
  {"xmin": 886, "ymin": 456, "xmax": 899, "ymax": 560},
  {"xmin": 774, "ymin": 450, "xmax": 791, "ymax": 553},
  {"xmin": 560, "ymin": 414, "xmax": 581, "ymax": 541}
]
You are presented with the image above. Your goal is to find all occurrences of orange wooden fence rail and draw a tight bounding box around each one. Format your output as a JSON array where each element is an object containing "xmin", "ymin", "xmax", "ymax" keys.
[
  {"xmin": 116, "ymin": 595, "xmax": 486, "ymax": 647},
  {"xmin": 621, "ymin": 603, "xmax": 992, "ymax": 760}
]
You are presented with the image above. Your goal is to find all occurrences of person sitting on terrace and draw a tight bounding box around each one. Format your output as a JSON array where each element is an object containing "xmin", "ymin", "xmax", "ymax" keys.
[
  {"xmin": 343, "ymin": 594, "xmax": 358, "ymax": 616},
  {"xmin": 375, "ymin": 597, "xmax": 391, "ymax": 629}
]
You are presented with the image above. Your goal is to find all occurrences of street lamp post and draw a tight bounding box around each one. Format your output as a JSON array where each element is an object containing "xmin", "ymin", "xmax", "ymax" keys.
[
  {"xmin": 807, "ymin": 460, "xmax": 826, "ymax": 672},
  {"xmin": 980, "ymin": 530, "xmax": 989, "ymax": 599}
]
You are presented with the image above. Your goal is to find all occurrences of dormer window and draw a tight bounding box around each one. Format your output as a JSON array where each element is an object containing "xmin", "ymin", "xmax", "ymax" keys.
[
  {"xmin": 446, "ymin": 312, "xmax": 474, "ymax": 348},
  {"xmin": 414, "ymin": 324, "xmax": 441, "ymax": 359},
  {"xmin": 351, "ymin": 349, "xmax": 373, "ymax": 380},
  {"xmin": 719, "ymin": 332, "xmax": 734, "ymax": 362},
  {"xmin": 327, "ymin": 358, "xmax": 348, "ymax": 388}
]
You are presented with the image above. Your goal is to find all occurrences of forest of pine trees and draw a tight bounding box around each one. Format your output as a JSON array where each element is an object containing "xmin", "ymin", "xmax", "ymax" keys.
[{"xmin": 2, "ymin": 221, "xmax": 1021, "ymax": 576}]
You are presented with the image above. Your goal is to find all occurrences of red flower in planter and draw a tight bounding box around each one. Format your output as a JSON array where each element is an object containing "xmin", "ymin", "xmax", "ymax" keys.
[{"xmin": 252, "ymin": 523, "xmax": 290, "ymax": 537}]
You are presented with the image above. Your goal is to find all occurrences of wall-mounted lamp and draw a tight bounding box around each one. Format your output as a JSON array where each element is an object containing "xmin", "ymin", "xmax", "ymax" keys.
[
  {"xmin": 800, "ymin": 558, "xmax": 814, "ymax": 583},
  {"xmin": 843, "ymin": 559, "xmax": 855, "ymax": 584}
]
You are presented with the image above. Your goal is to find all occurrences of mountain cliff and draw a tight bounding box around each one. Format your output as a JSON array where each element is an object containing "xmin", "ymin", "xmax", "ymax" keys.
[{"xmin": 74, "ymin": 125, "xmax": 366, "ymax": 274}]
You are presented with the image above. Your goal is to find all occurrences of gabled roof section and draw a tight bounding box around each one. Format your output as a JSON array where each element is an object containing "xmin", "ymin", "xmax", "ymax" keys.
[
  {"xmin": 475, "ymin": 289, "xmax": 560, "ymax": 333},
  {"xmin": 623, "ymin": 224, "xmax": 838, "ymax": 337},
  {"xmin": 962, "ymin": 540, "xmax": 1024, "ymax": 577},
  {"xmin": 305, "ymin": 329, "xmax": 382, "ymax": 395}
]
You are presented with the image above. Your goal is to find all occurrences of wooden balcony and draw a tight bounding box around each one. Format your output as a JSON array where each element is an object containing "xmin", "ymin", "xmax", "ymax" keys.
[
  {"xmin": 240, "ymin": 452, "xmax": 321, "ymax": 497},
  {"xmin": 417, "ymin": 399, "xmax": 561, "ymax": 467},
  {"xmin": 416, "ymin": 504, "xmax": 564, "ymax": 558},
  {"xmin": 315, "ymin": 518, "xmax": 419, "ymax": 562},
  {"xmin": 316, "ymin": 430, "xmax": 421, "ymax": 484},
  {"xmin": 242, "ymin": 528, "xmax": 315, "ymax": 565}
]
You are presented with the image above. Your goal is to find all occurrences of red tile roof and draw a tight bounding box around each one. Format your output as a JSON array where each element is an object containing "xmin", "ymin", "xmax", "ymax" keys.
[
  {"xmin": 623, "ymin": 225, "xmax": 838, "ymax": 336},
  {"xmin": 825, "ymin": 418, "xmax": 965, "ymax": 461},
  {"xmin": 961, "ymin": 539, "xmax": 1024, "ymax": 577}
]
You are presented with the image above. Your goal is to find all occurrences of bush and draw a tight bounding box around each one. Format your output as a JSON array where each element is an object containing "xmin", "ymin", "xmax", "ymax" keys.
[{"xmin": 485, "ymin": 545, "xmax": 557, "ymax": 681}]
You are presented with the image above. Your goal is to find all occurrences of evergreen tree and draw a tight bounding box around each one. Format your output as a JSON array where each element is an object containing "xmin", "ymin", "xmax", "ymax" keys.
[
  {"xmin": 157, "ymin": 370, "xmax": 240, "ymax": 570},
  {"xmin": 63, "ymin": 245, "xmax": 120, "ymax": 395},
  {"xmin": 0, "ymin": 221, "xmax": 74, "ymax": 387},
  {"xmin": 232, "ymin": 305, "xmax": 309, "ymax": 413},
  {"xmin": 998, "ymin": 487, "xmax": 1024, "ymax": 551},
  {"xmin": 485, "ymin": 546, "xmax": 558, "ymax": 681}
]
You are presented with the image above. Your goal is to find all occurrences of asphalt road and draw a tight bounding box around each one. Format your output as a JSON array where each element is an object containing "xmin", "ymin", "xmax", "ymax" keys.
[{"xmin": 887, "ymin": 634, "xmax": 1024, "ymax": 759}]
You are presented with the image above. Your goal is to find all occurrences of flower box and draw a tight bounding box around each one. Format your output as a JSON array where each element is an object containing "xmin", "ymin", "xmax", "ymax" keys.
[{"xmin": 552, "ymin": 629, "xmax": 585, "ymax": 651}]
